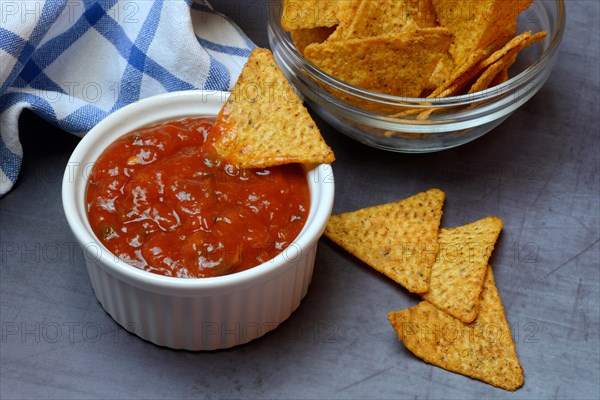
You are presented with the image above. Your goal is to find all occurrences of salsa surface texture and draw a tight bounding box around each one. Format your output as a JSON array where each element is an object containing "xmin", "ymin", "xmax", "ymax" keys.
[{"xmin": 86, "ymin": 117, "xmax": 310, "ymax": 278}]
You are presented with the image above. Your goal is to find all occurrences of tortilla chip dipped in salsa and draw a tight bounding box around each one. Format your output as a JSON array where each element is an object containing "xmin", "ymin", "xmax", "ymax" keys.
[
  {"xmin": 85, "ymin": 49, "xmax": 336, "ymax": 279},
  {"xmin": 86, "ymin": 116, "xmax": 313, "ymax": 278},
  {"xmin": 213, "ymin": 48, "xmax": 335, "ymax": 168}
]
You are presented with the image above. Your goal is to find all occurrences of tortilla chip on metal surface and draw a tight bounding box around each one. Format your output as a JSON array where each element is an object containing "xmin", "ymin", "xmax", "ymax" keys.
[
  {"xmin": 324, "ymin": 188, "xmax": 445, "ymax": 293},
  {"xmin": 423, "ymin": 216, "xmax": 503, "ymax": 322},
  {"xmin": 388, "ymin": 266, "xmax": 524, "ymax": 391}
]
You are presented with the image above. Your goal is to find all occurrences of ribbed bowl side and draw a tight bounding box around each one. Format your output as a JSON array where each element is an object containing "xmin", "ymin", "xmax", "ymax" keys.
[{"xmin": 84, "ymin": 245, "xmax": 318, "ymax": 351}]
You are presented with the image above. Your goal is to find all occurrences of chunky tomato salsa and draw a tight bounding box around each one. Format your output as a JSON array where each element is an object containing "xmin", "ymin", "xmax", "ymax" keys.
[{"xmin": 86, "ymin": 117, "xmax": 310, "ymax": 278}]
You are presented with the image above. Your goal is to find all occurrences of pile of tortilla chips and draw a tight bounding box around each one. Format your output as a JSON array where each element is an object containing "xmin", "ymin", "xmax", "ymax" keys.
[
  {"xmin": 281, "ymin": 0, "xmax": 547, "ymax": 98},
  {"xmin": 324, "ymin": 189, "xmax": 524, "ymax": 391}
]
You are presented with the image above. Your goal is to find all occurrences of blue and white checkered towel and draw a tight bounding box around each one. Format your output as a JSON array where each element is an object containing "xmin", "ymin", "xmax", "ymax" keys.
[{"xmin": 0, "ymin": 0, "xmax": 255, "ymax": 196}]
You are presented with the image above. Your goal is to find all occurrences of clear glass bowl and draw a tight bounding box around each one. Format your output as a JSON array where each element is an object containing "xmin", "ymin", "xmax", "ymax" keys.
[{"xmin": 267, "ymin": 0, "xmax": 565, "ymax": 153}]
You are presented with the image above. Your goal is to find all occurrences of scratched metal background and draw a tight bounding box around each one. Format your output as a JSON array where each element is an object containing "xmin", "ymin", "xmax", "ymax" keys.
[{"xmin": 1, "ymin": 1, "xmax": 598, "ymax": 399}]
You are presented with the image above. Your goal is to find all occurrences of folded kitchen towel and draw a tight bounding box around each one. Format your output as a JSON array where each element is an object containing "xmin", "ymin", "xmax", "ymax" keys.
[{"xmin": 0, "ymin": 0, "xmax": 255, "ymax": 196}]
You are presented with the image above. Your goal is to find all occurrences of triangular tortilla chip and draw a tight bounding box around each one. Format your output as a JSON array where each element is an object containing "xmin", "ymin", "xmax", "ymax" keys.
[
  {"xmin": 423, "ymin": 216, "xmax": 503, "ymax": 322},
  {"xmin": 305, "ymin": 29, "xmax": 453, "ymax": 97},
  {"xmin": 429, "ymin": 30, "xmax": 547, "ymax": 97},
  {"xmin": 324, "ymin": 188, "xmax": 445, "ymax": 293},
  {"xmin": 213, "ymin": 48, "xmax": 335, "ymax": 167},
  {"xmin": 388, "ymin": 266, "xmax": 524, "ymax": 391},
  {"xmin": 432, "ymin": 0, "xmax": 533, "ymax": 66}
]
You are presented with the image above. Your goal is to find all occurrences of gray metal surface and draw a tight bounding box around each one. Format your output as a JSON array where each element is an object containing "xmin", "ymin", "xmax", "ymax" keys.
[{"xmin": 1, "ymin": 1, "xmax": 598, "ymax": 399}]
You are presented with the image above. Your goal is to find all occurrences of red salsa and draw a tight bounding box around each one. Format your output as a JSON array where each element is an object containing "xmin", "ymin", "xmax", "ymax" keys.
[{"xmin": 86, "ymin": 117, "xmax": 310, "ymax": 278}]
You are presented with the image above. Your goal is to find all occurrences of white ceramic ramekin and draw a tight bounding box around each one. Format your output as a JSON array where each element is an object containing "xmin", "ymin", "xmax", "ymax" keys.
[{"xmin": 62, "ymin": 90, "xmax": 335, "ymax": 350}]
